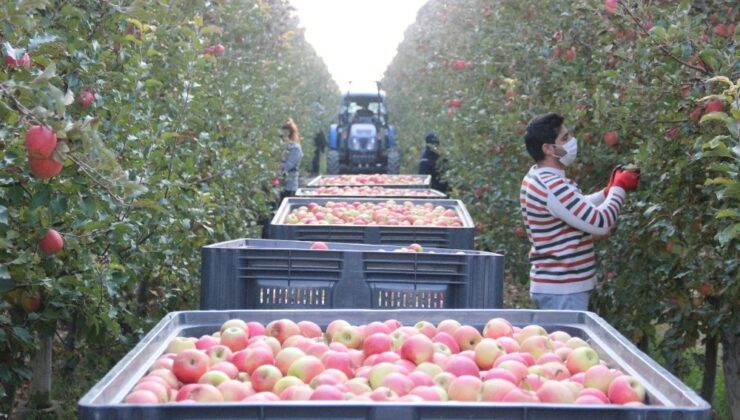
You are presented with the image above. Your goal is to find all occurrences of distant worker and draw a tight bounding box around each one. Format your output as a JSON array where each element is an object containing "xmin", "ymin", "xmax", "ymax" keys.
[
  {"xmin": 280, "ymin": 118, "xmax": 303, "ymax": 199},
  {"xmin": 418, "ymin": 132, "xmax": 448, "ymax": 194},
  {"xmin": 311, "ymin": 129, "xmax": 326, "ymax": 176}
]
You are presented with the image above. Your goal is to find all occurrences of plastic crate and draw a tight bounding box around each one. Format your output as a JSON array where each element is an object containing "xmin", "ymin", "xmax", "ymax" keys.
[
  {"xmin": 307, "ymin": 174, "xmax": 431, "ymax": 188},
  {"xmin": 269, "ymin": 198, "xmax": 475, "ymax": 249},
  {"xmin": 201, "ymin": 239, "xmax": 503, "ymax": 310},
  {"xmin": 78, "ymin": 309, "xmax": 711, "ymax": 419},
  {"xmin": 295, "ymin": 187, "xmax": 447, "ymax": 199}
]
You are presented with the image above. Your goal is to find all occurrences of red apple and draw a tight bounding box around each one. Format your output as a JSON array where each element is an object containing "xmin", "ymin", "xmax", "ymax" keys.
[
  {"xmin": 287, "ymin": 355, "xmax": 325, "ymax": 383},
  {"xmin": 565, "ymin": 47, "xmax": 576, "ymax": 61},
  {"xmin": 309, "ymin": 241, "xmax": 329, "ymax": 250},
  {"xmin": 38, "ymin": 229, "xmax": 64, "ymax": 255},
  {"xmin": 704, "ymin": 99, "xmax": 725, "ymax": 113},
  {"xmin": 220, "ymin": 326, "xmax": 249, "ymax": 352},
  {"xmin": 453, "ymin": 325, "xmax": 482, "ymax": 351},
  {"xmin": 608, "ymin": 375, "xmax": 646, "ymax": 404},
  {"xmin": 213, "ymin": 44, "xmax": 225, "ymax": 56},
  {"xmin": 400, "ymin": 334, "xmax": 435, "ymax": 365},
  {"xmin": 172, "ymin": 349, "xmax": 210, "ymax": 384},
  {"xmin": 266, "ymin": 319, "xmax": 300, "ymax": 344},
  {"xmin": 124, "ymin": 389, "xmax": 159, "ymax": 404},
  {"xmin": 230, "ymin": 346, "xmax": 273, "ymax": 374},
  {"xmin": 251, "ymin": 364, "xmax": 283, "ymax": 392},
  {"xmin": 25, "ymin": 126, "xmax": 57, "ymax": 159},
  {"xmin": 444, "ymin": 355, "xmax": 480, "ymax": 377},
  {"xmin": 603, "ymin": 131, "xmax": 619, "ymax": 147},
  {"xmin": 28, "ymin": 156, "xmax": 63, "ymax": 179},
  {"xmin": 78, "ymin": 90, "xmax": 95, "ymax": 108}
]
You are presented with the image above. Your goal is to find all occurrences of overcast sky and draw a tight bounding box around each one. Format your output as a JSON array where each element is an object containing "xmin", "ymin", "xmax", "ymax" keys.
[{"xmin": 289, "ymin": 0, "xmax": 428, "ymax": 90}]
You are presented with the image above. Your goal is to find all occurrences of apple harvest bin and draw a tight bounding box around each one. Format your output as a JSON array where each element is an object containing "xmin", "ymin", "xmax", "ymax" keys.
[
  {"xmin": 295, "ymin": 187, "xmax": 447, "ymax": 199},
  {"xmin": 201, "ymin": 239, "xmax": 503, "ymax": 310},
  {"xmin": 269, "ymin": 198, "xmax": 475, "ymax": 250},
  {"xmin": 307, "ymin": 174, "xmax": 431, "ymax": 188},
  {"xmin": 78, "ymin": 309, "xmax": 711, "ymax": 420}
]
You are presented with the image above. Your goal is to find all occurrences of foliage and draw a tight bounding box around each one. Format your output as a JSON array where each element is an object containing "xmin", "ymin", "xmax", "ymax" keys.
[{"xmin": 0, "ymin": 0, "xmax": 336, "ymax": 413}]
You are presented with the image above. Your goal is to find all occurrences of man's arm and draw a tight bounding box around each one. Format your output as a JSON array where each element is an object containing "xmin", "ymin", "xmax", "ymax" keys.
[{"xmin": 544, "ymin": 178, "xmax": 625, "ymax": 236}]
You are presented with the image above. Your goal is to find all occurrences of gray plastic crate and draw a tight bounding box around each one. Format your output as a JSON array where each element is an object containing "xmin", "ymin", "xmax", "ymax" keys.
[
  {"xmin": 201, "ymin": 239, "xmax": 503, "ymax": 310},
  {"xmin": 295, "ymin": 187, "xmax": 447, "ymax": 199},
  {"xmin": 307, "ymin": 174, "xmax": 431, "ymax": 188},
  {"xmin": 269, "ymin": 198, "xmax": 474, "ymax": 249},
  {"xmin": 78, "ymin": 309, "xmax": 711, "ymax": 419}
]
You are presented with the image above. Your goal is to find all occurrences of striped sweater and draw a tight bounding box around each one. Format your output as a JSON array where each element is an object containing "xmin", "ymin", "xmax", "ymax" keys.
[{"xmin": 519, "ymin": 166, "xmax": 626, "ymax": 294}]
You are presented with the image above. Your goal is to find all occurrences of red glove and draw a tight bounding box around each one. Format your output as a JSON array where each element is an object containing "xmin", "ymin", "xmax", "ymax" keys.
[
  {"xmin": 604, "ymin": 166, "xmax": 621, "ymax": 195},
  {"xmin": 612, "ymin": 168, "xmax": 640, "ymax": 192}
]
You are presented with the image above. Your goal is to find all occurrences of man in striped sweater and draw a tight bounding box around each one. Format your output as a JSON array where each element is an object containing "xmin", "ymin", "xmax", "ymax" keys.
[{"xmin": 520, "ymin": 113, "xmax": 640, "ymax": 310}]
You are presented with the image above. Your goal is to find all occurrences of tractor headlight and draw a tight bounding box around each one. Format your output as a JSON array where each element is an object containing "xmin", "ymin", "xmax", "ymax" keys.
[
  {"xmin": 367, "ymin": 137, "xmax": 376, "ymax": 150},
  {"xmin": 350, "ymin": 137, "xmax": 360, "ymax": 150}
]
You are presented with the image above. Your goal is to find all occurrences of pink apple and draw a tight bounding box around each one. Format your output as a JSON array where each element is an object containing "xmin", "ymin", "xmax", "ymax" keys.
[
  {"xmin": 473, "ymin": 338, "xmax": 505, "ymax": 370},
  {"xmin": 218, "ymin": 379, "xmax": 255, "ymax": 401},
  {"xmin": 453, "ymin": 325, "xmax": 482, "ymax": 351},
  {"xmin": 287, "ymin": 355, "xmax": 325, "ymax": 383},
  {"xmin": 579, "ymin": 387, "xmax": 610, "ymax": 403},
  {"xmin": 309, "ymin": 241, "xmax": 329, "ymax": 250},
  {"xmin": 536, "ymin": 380, "xmax": 577, "ymax": 403},
  {"xmin": 414, "ymin": 321, "xmax": 437, "ymax": 338},
  {"xmin": 583, "ymin": 364, "xmax": 615, "ymax": 393},
  {"xmin": 133, "ymin": 381, "xmax": 169, "ymax": 403},
  {"xmin": 566, "ymin": 346, "xmax": 600, "ymax": 374},
  {"xmin": 363, "ymin": 333, "xmax": 392, "ymax": 356},
  {"xmin": 608, "ymin": 375, "xmax": 646, "ymax": 404},
  {"xmin": 502, "ymin": 388, "xmax": 540, "ymax": 403},
  {"xmin": 172, "ymin": 349, "xmax": 210, "ymax": 384},
  {"xmin": 480, "ymin": 378, "xmax": 517, "ymax": 402},
  {"xmin": 244, "ymin": 392, "xmax": 279, "ymax": 401},
  {"xmin": 273, "ymin": 376, "xmax": 304, "ymax": 395},
  {"xmin": 230, "ymin": 347, "xmax": 273, "ymax": 374},
  {"xmin": 364, "ymin": 321, "xmax": 392, "ymax": 337},
  {"xmin": 521, "ymin": 373, "xmax": 545, "ymax": 392},
  {"xmin": 321, "ymin": 350, "xmax": 354, "ymax": 378},
  {"xmin": 496, "ymin": 336, "xmax": 520, "ymax": 353},
  {"xmin": 576, "ymin": 394, "xmax": 607, "ymax": 404},
  {"xmin": 410, "ymin": 385, "xmax": 446, "ymax": 401},
  {"xmin": 280, "ymin": 384, "xmax": 314, "ymax": 400},
  {"xmin": 209, "ymin": 361, "xmax": 238, "ymax": 379},
  {"xmin": 555, "ymin": 346, "xmax": 573, "ymax": 361},
  {"xmin": 540, "ymin": 361, "xmax": 571, "ymax": 380},
  {"xmin": 246, "ymin": 321, "xmax": 265, "ymax": 337},
  {"xmin": 344, "ymin": 377, "xmax": 371, "ymax": 395},
  {"xmin": 380, "ymin": 372, "xmax": 414, "ymax": 396},
  {"xmin": 220, "ymin": 327, "xmax": 249, "ymax": 352},
  {"xmin": 296, "ymin": 320, "xmax": 322, "ymax": 338},
  {"xmin": 306, "ymin": 342, "xmax": 330, "ymax": 358},
  {"xmin": 178, "ymin": 383, "xmax": 224, "ymax": 402},
  {"xmin": 368, "ymin": 386, "xmax": 399, "ymax": 401},
  {"xmin": 368, "ymin": 362, "xmax": 400, "ymax": 389},
  {"xmin": 265, "ymin": 319, "xmax": 300, "ymax": 344},
  {"xmin": 432, "ymin": 332, "xmax": 461, "ymax": 354},
  {"xmin": 516, "ymin": 324, "xmax": 548, "ymax": 345},
  {"xmin": 536, "ymin": 353, "xmax": 562, "ymax": 365},
  {"xmin": 520, "ymin": 335, "xmax": 554, "ymax": 359},
  {"xmin": 383, "ymin": 319, "xmax": 402, "ymax": 331},
  {"xmin": 375, "ymin": 351, "xmax": 401, "ymax": 364},
  {"xmin": 447, "ymin": 375, "xmax": 483, "ymax": 401},
  {"xmin": 251, "ymin": 364, "xmax": 283, "ymax": 392},
  {"xmin": 149, "ymin": 357, "xmax": 174, "ymax": 372},
  {"xmin": 275, "ymin": 347, "xmax": 306, "ymax": 375},
  {"xmin": 444, "ymin": 355, "xmax": 480, "ymax": 377},
  {"xmin": 309, "ymin": 384, "xmax": 345, "ymax": 400},
  {"xmin": 147, "ymin": 369, "xmax": 179, "ymax": 389},
  {"xmin": 250, "ymin": 335, "xmax": 281, "ymax": 356},
  {"xmin": 326, "ymin": 319, "xmax": 351, "ymax": 337},
  {"xmin": 482, "ymin": 368, "xmax": 518, "ymax": 384},
  {"xmin": 195, "ymin": 334, "xmax": 219, "ymax": 350},
  {"xmin": 137, "ymin": 375, "xmax": 171, "ymax": 391},
  {"xmin": 496, "ymin": 360, "xmax": 528, "ymax": 382},
  {"xmin": 124, "ymin": 390, "xmax": 159, "ymax": 404},
  {"xmin": 549, "ymin": 330, "xmax": 572, "ymax": 343},
  {"xmin": 400, "ymin": 334, "xmax": 435, "ymax": 365},
  {"xmin": 433, "ymin": 371, "xmax": 456, "ymax": 391},
  {"xmin": 483, "ymin": 318, "xmax": 514, "ymax": 339}
]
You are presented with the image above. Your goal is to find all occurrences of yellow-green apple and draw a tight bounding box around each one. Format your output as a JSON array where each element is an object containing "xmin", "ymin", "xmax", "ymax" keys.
[
  {"xmin": 266, "ymin": 319, "xmax": 300, "ymax": 344},
  {"xmin": 273, "ymin": 376, "xmax": 304, "ymax": 394},
  {"xmin": 246, "ymin": 321, "xmax": 265, "ymax": 337},
  {"xmin": 25, "ymin": 126, "xmax": 57, "ymax": 159},
  {"xmin": 309, "ymin": 384, "xmax": 344, "ymax": 400},
  {"xmin": 566, "ymin": 337, "xmax": 589, "ymax": 349},
  {"xmin": 515, "ymin": 325, "xmax": 548, "ymax": 345},
  {"xmin": 279, "ymin": 384, "xmax": 314, "ymax": 400},
  {"xmin": 326, "ymin": 319, "xmax": 351, "ymax": 338},
  {"xmin": 178, "ymin": 383, "xmax": 224, "ymax": 402},
  {"xmin": 453, "ymin": 325, "xmax": 482, "ymax": 351},
  {"xmin": 566, "ymin": 346, "xmax": 600, "ymax": 374},
  {"xmin": 321, "ymin": 350, "xmax": 354, "ymax": 377},
  {"xmin": 217, "ymin": 379, "xmax": 255, "ymax": 401},
  {"xmin": 520, "ymin": 335, "xmax": 554, "ymax": 360},
  {"xmin": 198, "ymin": 370, "xmax": 230, "ymax": 387},
  {"xmin": 549, "ymin": 330, "xmax": 571, "ymax": 343},
  {"xmin": 483, "ymin": 318, "xmax": 513, "ymax": 339},
  {"xmin": 444, "ymin": 355, "xmax": 480, "ymax": 377},
  {"xmin": 432, "ymin": 332, "xmax": 460, "ymax": 354},
  {"xmin": 173, "ymin": 349, "xmax": 210, "ymax": 384},
  {"xmin": 288, "ymin": 355, "xmax": 325, "ymax": 383},
  {"xmin": 400, "ymin": 334, "xmax": 435, "ymax": 364},
  {"xmin": 344, "ymin": 377, "xmax": 372, "ymax": 395},
  {"xmin": 481, "ymin": 367, "xmax": 518, "ymax": 384},
  {"xmin": 206, "ymin": 344, "xmax": 232, "ymax": 364},
  {"xmin": 416, "ymin": 362, "xmax": 443, "ymax": 378},
  {"xmin": 220, "ymin": 319, "xmax": 248, "ymax": 333},
  {"xmin": 502, "ymin": 388, "xmax": 540, "ymax": 403},
  {"xmin": 275, "ymin": 347, "xmax": 306, "ymax": 375},
  {"xmin": 210, "ymin": 361, "xmax": 238, "ymax": 379},
  {"xmin": 583, "ymin": 364, "xmax": 615, "ymax": 393},
  {"xmin": 195, "ymin": 335, "xmax": 219, "ymax": 350},
  {"xmin": 147, "ymin": 369, "xmax": 179, "ymax": 389},
  {"xmin": 251, "ymin": 364, "xmax": 283, "ymax": 392},
  {"xmin": 220, "ymin": 327, "xmax": 248, "ymax": 352},
  {"xmin": 331, "ymin": 326, "xmax": 362, "ymax": 349},
  {"xmin": 447, "ymin": 375, "xmax": 483, "ymax": 401},
  {"xmin": 390, "ymin": 330, "xmax": 409, "ymax": 351},
  {"xmin": 480, "ymin": 378, "xmax": 517, "ymax": 402},
  {"xmin": 436, "ymin": 319, "xmax": 461, "ymax": 336},
  {"xmin": 474, "ymin": 338, "xmax": 505, "ymax": 369},
  {"xmin": 368, "ymin": 362, "xmax": 399, "ymax": 388},
  {"xmin": 433, "ymin": 372, "xmax": 456, "ymax": 391},
  {"xmin": 166, "ymin": 336, "xmax": 195, "ymax": 354},
  {"xmin": 368, "ymin": 386, "xmax": 398, "ymax": 401},
  {"xmin": 579, "ymin": 388, "xmax": 609, "ymax": 403},
  {"xmin": 124, "ymin": 389, "xmax": 159, "ymax": 404},
  {"xmin": 495, "ymin": 360, "xmax": 528, "ymax": 382},
  {"xmin": 414, "ymin": 321, "xmax": 437, "ymax": 338},
  {"xmin": 133, "ymin": 381, "xmax": 169, "ymax": 403},
  {"xmin": 297, "ymin": 320, "xmax": 322, "ymax": 338},
  {"xmin": 607, "ymin": 375, "xmax": 646, "ymax": 404},
  {"xmin": 231, "ymin": 347, "xmax": 273, "ymax": 374}
]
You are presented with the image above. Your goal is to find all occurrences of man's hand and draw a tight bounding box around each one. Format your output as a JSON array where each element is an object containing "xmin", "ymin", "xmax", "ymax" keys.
[
  {"xmin": 604, "ymin": 166, "xmax": 621, "ymax": 195},
  {"xmin": 612, "ymin": 168, "xmax": 640, "ymax": 191}
]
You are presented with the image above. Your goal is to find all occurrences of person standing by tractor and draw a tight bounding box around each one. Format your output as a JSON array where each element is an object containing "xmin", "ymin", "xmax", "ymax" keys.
[
  {"xmin": 418, "ymin": 132, "xmax": 448, "ymax": 193},
  {"xmin": 520, "ymin": 113, "xmax": 640, "ymax": 310},
  {"xmin": 311, "ymin": 129, "xmax": 326, "ymax": 176},
  {"xmin": 280, "ymin": 118, "xmax": 303, "ymax": 199}
]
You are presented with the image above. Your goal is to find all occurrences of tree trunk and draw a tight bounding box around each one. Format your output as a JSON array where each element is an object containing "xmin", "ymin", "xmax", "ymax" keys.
[
  {"xmin": 722, "ymin": 330, "xmax": 740, "ymax": 420},
  {"xmin": 27, "ymin": 334, "xmax": 52, "ymax": 409},
  {"xmin": 700, "ymin": 334, "xmax": 717, "ymax": 404}
]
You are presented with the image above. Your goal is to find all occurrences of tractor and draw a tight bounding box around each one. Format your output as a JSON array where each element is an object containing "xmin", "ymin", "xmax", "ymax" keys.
[{"xmin": 327, "ymin": 82, "xmax": 399, "ymax": 174}]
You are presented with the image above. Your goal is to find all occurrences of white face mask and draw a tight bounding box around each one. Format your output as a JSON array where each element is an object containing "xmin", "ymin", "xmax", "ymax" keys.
[{"xmin": 555, "ymin": 137, "xmax": 578, "ymax": 166}]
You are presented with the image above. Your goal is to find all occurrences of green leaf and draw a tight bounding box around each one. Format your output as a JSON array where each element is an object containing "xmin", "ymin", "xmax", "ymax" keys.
[
  {"xmin": 716, "ymin": 223, "xmax": 740, "ymax": 246},
  {"xmin": 0, "ymin": 205, "xmax": 7, "ymax": 225},
  {"xmin": 699, "ymin": 112, "xmax": 732, "ymax": 125},
  {"xmin": 12, "ymin": 327, "xmax": 33, "ymax": 344},
  {"xmin": 715, "ymin": 209, "xmax": 739, "ymax": 219},
  {"xmin": 31, "ymin": 62, "xmax": 56, "ymax": 85}
]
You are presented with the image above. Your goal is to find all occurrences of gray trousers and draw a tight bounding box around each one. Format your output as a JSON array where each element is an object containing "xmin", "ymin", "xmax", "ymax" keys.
[{"xmin": 530, "ymin": 291, "xmax": 590, "ymax": 311}]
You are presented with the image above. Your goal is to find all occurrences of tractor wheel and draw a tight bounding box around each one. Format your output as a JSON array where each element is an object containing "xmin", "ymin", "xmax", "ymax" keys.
[
  {"xmin": 386, "ymin": 149, "xmax": 400, "ymax": 174},
  {"xmin": 327, "ymin": 150, "xmax": 340, "ymax": 175}
]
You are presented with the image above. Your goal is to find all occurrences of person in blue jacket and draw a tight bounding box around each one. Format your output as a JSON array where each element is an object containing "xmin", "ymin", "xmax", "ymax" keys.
[{"xmin": 418, "ymin": 132, "xmax": 448, "ymax": 193}]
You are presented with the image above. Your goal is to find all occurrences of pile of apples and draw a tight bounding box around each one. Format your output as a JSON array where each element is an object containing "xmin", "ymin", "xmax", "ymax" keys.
[
  {"xmin": 283, "ymin": 201, "xmax": 463, "ymax": 227},
  {"xmin": 124, "ymin": 317, "xmax": 648, "ymax": 406},
  {"xmin": 317, "ymin": 174, "xmax": 426, "ymax": 186},
  {"xmin": 303, "ymin": 186, "xmax": 438, "ymax": 197}
]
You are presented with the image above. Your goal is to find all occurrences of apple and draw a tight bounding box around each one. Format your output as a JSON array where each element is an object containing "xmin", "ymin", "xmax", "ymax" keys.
[
  {"xmin": 549, "ymin": 330, "xmax": 571, "ymax": 343},
  {"xmin": 414, "ymin": 320, "xmax": 436, "ymax": 337},
  {"xmin": 179, "ymin": 383, "xmax": 224, "ymax": 402},
  {"xmin": 704, "ymin": 99, "xmax": 725, "ymax": 113},
  {"xmin": 147, "ymin": 369, "xmax": 179, "ymax": 389},
  {"xmin": 496, "ymin": 336, "xmax": 520, "ymax": 353},
  {"xmin": 172, "ymin": 349, "xmax": 210, "ymax": 384},
  {"xmin": 321, "ymin": 350, "xmax": 354, "ymax": 378},
  {"xmin": 481, "ymin": 367, "xmax": 518, "ymax": 384},
  {"xmin": 479, "ymin": 378, "xmax": 517, "ymax": 402},
  {"xmin": 536, "ymin": 353, "xmax": 561, "ymax": 365},
  {"xmin": 4, "ymin": 48, "xmax": 32, "ymax": 70},
  {"xmin": 124, "ymin": 389, "xmax": 159, "ymax": 404},
  {"xmin": 447, "ymin": 375, "xmax": 482, "ymax": 401},
  {"xmin": 579, "ymin": 387, "xmax": 610, "ymax": 403},
  {"xmin": 432, "ymin": 332, "xmax": 461, "ymax": 354},
  {"xmin": 195, "ymin": 334, "xmax": 219, "ymax": 350},
  {"xmin": 246, "ymin": 321, "xmax": 265, "ymax": 337},
  {"xmin": 608, "ymin": 375, "xmax": 646, "ymax": 404},
  {"xmin": 566, "ymin": 337, "xmax": 590, "ymax": 349},
  {"xmin": 604, "ymin": 0, "xmax": 618, "ymax": 12},
  {"xmin": 331, "ymin": 325, "xmax": 362, "ymax": 349},
  {"xmin": 198, "ymin": 370, "xmax": 230, "ymax": 387},
  {"xmin": 399, "ymin": 334, "xmax": 435, "ymax": 365},
  {"xmin": 482, "ymin": 318, "xmax": 513, "ymax": 339},
  {"xmin": 294, "ymin": 320, "xmax": 322, "ymax": 338},
  {"xmin": 265, "ymin": 319, "xmax": 300, "ymax": 344},
  {"xmin": 576, "ymin": 395, "xmax": 607, "ymax": 404},
  {"xmin": 148, "ymin": 357, "xmax": 174, "ymax": 372},
  {"xmin": 502, "ymin": 388, "xmax": 540, "ymax": 403},
  {"xmin": 381, "ymin": 372, "xmax": 414, "ymax": 396},
  {"xmin": 133, "ymin": 381, "xmax": 169, "ymax": 403},
  {"xmin": 220, "ymin": 319, "xmax": 248, "ymax": 332},
  {"xmin": 251, "ymin": 364, "xmax": 283, "ymax": 392},
  {"xmin": 436, "ymin": 319, "xmax": 461, "ymax": 336},
  {"xmin": 363, "ymin": 332, "xmax": 392, "ymax": 356},
  {"xmin": 473, "ymin": 338, "xmax": 505, "ymax": 370},
  {"xmin": 520, "ymin": 335, "xmax": 554, "ymax": 360},
  {"xmin": 565, "ymin": 47, "xmax": 576, "ymax": 61},
  {"xmin": 368, "ymin": 362, "xmax": 400, "ymax": 389},
  {"xmin": 309, "ymin": 384, "xmax": 344, "ymax": 400},
  {"xmin": 496, "ymin": 360, "xmax": 528, "ymax": 382},
  {"xmin": 453, "ymin": 59, "xmax": 467, "ymax": 70},
  {"xmin": 166, "ymin": 337, "xmax": 195, "ymax": 354},
  {"xmin": 280, "ymin": 384, "xmax": 314, "ymax": 400},
  {"xmin": 583, "ymin": 364, "xmax": 615, "ymax": 393},
  {"xmin": 309, "ymin": 241, "xmax": 329, "ymax": 250},
  {"xmin": 410, "ymin": 385, "xmax": 446, "ymax": 401},
  {"xmin": 566, "ymin": 346, "xmax": 600, "ymax": 374},
  {"xmin": 536, "ymin": 380, "xmax": 577, "ymax": 403},
  {"xmin": 287, "ymin": 355, "xmax": 325, "ymax": 383},
  {"xmin": 218, "ymin": 380, "xmax": 255, "ymax": 401},
  {"xmin": 275, "ymin": 347, "xmax": 306, "ymax": 375},
  {"xmin": 453, "ymin": 325, "xmax": 482, "ymax": 351},
  {"xmin": 306, "ymin": 341, "xmax": 330, "ymax": 358},
  {"xmin": 220, "ymin": 327, "xmax": 249, "ymax": 352},
  {"xmin": 213, "ymin": 43, "xmax": 225, "ymax": 56},
  {"xmin": 37, "ymin": 229, "xmax": 64, "ymax": 255},
  {"xmin": 603, "ymin": 131, "xmax": 619, "ymax": 147},
  {"xmin": 230, "ymin": 347, "xmax": 273, "ymax": 374},
  {"xmin": 78, "ymin": 90, "xmax": 95, "ymax": 108},
  {"xmin": 273, "ymin": 376, "xmax": 304, "ymax": 395},
  {"xmin": 250, "ymin": 335, "xmax": 281, "ymax": 356},
  {"xmin": 18, "ymin": 290, "xmax": 41, "ymax": 313},
  {"xmin": 444, "ymin": 355, "xmax": 480, "ymax": 377},
  {"xmin": 25, "ymin": 126, "xmax": 58, "ymax": 159},
  {"xmin": 407, "ymin": 243, "xmax": 424, "ymax": 253},
  {"xmin": 206, "ymin": 344, "xmax": 232, "ymax": 364},
  {"xmin": 244, "ymin": 391, "xmax": 279, "ymax": 401}
]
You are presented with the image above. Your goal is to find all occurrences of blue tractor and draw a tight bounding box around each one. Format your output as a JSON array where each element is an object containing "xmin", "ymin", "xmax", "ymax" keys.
[{"xmin": 327, "ymin": 82, "xmax": 399, "ymax": 174}]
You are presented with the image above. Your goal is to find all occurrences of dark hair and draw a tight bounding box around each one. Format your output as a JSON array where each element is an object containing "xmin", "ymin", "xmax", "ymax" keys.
[
  {"xmin": 425, "ymin": 132, "xmax": 439, "ymax": 144},
  {"xmin": 524, "ymin": 113, "xmax": 563, "ymax": 162}
]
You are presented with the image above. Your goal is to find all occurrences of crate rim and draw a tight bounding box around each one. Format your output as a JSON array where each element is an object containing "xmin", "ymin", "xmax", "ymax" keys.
[{"xmin": 307, "ymin": 174, "xmax": 432, "ymax": 188}]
